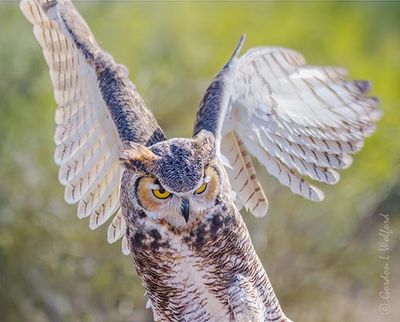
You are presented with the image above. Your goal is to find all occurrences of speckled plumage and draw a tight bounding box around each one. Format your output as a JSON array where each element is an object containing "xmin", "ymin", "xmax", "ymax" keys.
[
  {"xmin": 121, "ymin": 158, "xmax": 286, "ymax": 321},
  {"xmin": 21, "ymin": 0, "xmax": 381, "ymax": 321}
]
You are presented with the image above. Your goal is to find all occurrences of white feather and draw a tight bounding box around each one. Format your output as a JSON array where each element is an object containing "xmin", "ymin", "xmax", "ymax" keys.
[
  {"xmin": 221, "ymin": 132, "xmax": 268, "ymax": 217},
  {"xmin": 239, "ymin": 134, "xmax": 325, "ymax": 202},
  {"xmin": 107, "ymin": 209, "xmax": 126, "ymax": 244},
  {"xmin": 121, "ymin": 235, "xmax": 130, "ymax": 255},
  {"xmin": 20, "ymin": 0, "xmax": 125, "ymax": 249},
  {"xmin": 215, "ymin": 44, "xmax": 380, "ymax": 208}
]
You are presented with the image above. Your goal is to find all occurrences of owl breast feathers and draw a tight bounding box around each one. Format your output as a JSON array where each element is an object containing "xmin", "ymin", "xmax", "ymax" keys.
[{"xmin": 20, "ymin": 0, "xmax": 381, "ymax": 321}]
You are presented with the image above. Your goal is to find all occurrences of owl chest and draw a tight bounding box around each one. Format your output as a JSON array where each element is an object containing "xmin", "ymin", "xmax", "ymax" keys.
[
  {"xmin": 136, "ymin": 238, "xmax": 241, "ymax": 321},
  {"xmin": 128, "ymin": 221, "xmax": 226, "ymax": 271},
  {"xmin": 128, "ymin": 211, "xmax": 240, "ymax": 269}
]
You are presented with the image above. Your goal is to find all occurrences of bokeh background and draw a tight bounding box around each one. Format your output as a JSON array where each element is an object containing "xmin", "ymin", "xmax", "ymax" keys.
[{"xmin": 0, "ymin": 1, "xmax": 399, "ymax": 321}]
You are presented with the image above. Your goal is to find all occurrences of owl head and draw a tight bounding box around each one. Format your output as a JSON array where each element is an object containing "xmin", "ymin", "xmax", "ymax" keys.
[{"xmin": 120, "ymin": 130, "xmax": 221, "ymax": 227}]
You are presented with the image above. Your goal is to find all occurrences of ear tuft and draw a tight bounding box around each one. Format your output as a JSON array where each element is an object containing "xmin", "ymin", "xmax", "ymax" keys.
[
  {"xmin": 194, "ymin": 130, "xmax": 215, "ymax": 146},
  {"xmin": 194, "ymin": 130, "xmax": 216, "ymax": 161},
  {"xmin": 120, "ymin": 142, "xmax": 158, "ymax": 172}
]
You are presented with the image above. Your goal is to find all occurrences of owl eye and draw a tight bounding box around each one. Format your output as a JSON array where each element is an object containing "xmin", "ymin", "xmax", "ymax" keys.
[
  {"xmin": 195, "ymin": 182, "xmax": 207, "ymax": 194},
  {"xmin": 152, "ymin": 187, "xmax": 171, "ymax": 199}
]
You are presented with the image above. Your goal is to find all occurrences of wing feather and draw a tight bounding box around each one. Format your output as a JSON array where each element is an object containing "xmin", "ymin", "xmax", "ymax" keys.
[
  {"xmin": 107, "ymin": 208, "xmax": 126, "ymax": 244},
  {"xmin": 89, "ymin": 187, "xmax": 121, "ymax": 230},
  {"xmin": 239, "ymin": 133, "xmax": 324, "ymax": 202},
  {"xmin": 221, "ymin": 132, "xmax": 268, "ymax": 217},
  {"xmin": 21, "ymin": 0, "xmax": 166, "ymax": 254},
  {"xmin": 194, "ymin": 36, "xmax": 381, "ymax": 216},
  {"xmin": 77, "ymin": 166, "xmax": 121, "ymax": 219},
  {"xmin": 64, "ymin": 146, "xmax": 119, "ymax": 204},
  {"xmin": 255, "ymin": 130, "xmax": 340, "ymax": 184},
  {"xmin": 261, "ymin": 129, "xmax": 353, "ymax": 169}
]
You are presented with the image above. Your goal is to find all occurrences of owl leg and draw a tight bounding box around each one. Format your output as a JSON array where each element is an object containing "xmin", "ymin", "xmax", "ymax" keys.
[{"xmin": 227, "ymin": 274, "xmax": 264, "ymax": 322}]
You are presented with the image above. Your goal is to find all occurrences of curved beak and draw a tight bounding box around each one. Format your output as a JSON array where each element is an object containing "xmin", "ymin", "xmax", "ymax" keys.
[{"xmin": 180, "ymin": 198, "xmax": 190, "ymax": 223}]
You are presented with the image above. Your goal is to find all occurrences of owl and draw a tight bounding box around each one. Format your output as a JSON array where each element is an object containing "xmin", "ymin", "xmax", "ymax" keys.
[{"xmin": 20, "ymin": 0, "xmax": 381, "ymax": 321}]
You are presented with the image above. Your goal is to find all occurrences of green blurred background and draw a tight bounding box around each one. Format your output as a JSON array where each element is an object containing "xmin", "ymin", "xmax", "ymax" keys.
[{"xmin": 0, "ymin": 1, "xmax": 399, "ymax": 321}]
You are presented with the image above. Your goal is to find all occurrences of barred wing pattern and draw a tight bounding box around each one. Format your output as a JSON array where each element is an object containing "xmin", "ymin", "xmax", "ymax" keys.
[
  {"xmin": 194, "ymin": 36, "xmax": 381, "ymax": 217},
  {"xmin": 20, "ymin": 0, "xmax": 165, "ymax": 254}
]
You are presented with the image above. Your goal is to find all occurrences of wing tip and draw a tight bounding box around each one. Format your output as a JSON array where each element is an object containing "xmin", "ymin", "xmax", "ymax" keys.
[
  {"xmin": 229, "ymin": 34, "xmax": 246, "ymax": 62},
  {"xmin": 121, "ymin": 236, "xmax": 130, "ymax": 255},
  {"xmin": 106, "ymin": 212, "xmax": 126, "ymax": 244},
  {"xmin": 64, "ymin": 190, "xmax": 77, "ymax": 205},
  {"xmin": 88, "ymin": 213, "xmax": 102, "ymax": 230},
  {"xmin": 106, "ymin": 231, "xmax": 116, "ymax": 244},
  {"xmin": 341, "ymin": 154, "xmax": 353, "ymax": 169},
  {"xmin": 251, "ymin": 200, "xmax": 269, "ymax": 218},
  {"xmin": 310, "ymin": 186, "xmax": 325, "ymax": 202},
  {"xmin": 20, "ymin": 0, "xmax": 58, "ymax": 22},
  {"xmin": 354, "ymin": 79, "xmax": 371, "ymax": 94},
  {"xmin": 19, "ymin": 0, "xmax": 28, "ymax": 15},
  {"xmin": 326, "ymin": 169, "xmax": 340, "ymax": 185}
]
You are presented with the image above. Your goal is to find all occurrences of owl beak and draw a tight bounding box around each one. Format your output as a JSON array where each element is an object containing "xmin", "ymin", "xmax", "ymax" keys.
[{"xmin": 180, "ymin": 198, "xmax": 190, "ymax": 223}]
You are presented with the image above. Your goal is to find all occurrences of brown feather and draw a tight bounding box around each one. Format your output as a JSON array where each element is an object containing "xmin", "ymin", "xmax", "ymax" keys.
[{"xmin": 222, "ymin": 132, "xmax": 269, "ymax": 217}]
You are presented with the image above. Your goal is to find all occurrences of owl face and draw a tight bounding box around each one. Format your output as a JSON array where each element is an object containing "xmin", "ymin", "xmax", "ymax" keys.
[{"xmin": 121, "ymin": 130, "xmax": 220, "ymax": 227}]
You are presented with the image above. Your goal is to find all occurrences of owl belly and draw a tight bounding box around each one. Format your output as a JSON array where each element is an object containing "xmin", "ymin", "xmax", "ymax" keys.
[
  {"xmin": 130, "ymin": 233, "xmax": 233, "ymax": 321},
  {"xmin": 154, "ymin": 246, "xmax": 234, "ymax": 321},
  {"xmin": 126, "ymin": 208, "xmax": 287, "ymax": 322}
]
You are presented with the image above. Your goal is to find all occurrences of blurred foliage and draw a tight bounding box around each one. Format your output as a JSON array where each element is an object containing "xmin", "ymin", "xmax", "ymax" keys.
[{"xmin": 0, "ymin": 1, "xmax": 399, "ymax": 322}]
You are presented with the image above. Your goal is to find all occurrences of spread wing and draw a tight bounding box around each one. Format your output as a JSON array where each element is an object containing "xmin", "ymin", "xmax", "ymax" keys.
[
  {"xmin": 20, "ymin": 0, "xmax": 166, "ymax": 254},
  {"xmin": 194, "ymin": 35, "xmax": 381, "ymax": 217}
]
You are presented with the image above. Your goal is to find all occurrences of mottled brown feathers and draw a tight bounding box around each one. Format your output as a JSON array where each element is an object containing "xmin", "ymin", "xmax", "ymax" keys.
[
  {"xmin": 120, "ymin": 142, "xmax": 159, "ymax": 173},
  {"xmin": 22, "ymin": 1, "xmax": 379, "ymax": 321}
]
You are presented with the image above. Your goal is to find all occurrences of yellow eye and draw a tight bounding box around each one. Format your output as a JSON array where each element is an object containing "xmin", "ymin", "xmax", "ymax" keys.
[
  {"xmin": 195, "ymin": 182, "xmax": 207, "ymax": 194},
  {"xmin": 152, "ymin": 188, "xmax": 171, "ymax": 199}
]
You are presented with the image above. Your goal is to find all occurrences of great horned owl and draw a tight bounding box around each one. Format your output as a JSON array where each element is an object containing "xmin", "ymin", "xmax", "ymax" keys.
[{"xmin": 20, "ymin": 0, "xmax": 381, "ymax": 321}]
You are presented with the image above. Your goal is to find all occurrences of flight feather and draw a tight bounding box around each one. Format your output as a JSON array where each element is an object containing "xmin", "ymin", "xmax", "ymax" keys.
[
  {"xmin": 20, "ymin": 0, "xmax": 166, "ymax": 252},
  {"xmin": 194, "ymin": 35, "xmax": 381, "ymax": 216}
]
